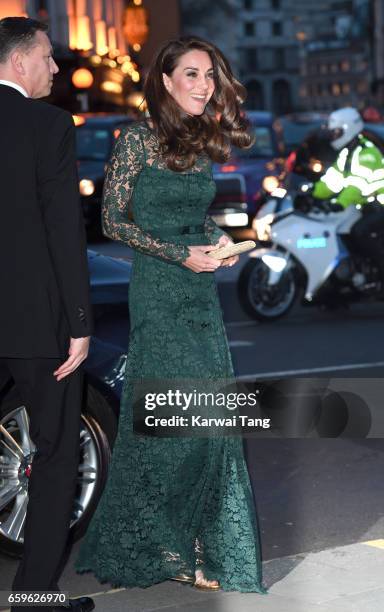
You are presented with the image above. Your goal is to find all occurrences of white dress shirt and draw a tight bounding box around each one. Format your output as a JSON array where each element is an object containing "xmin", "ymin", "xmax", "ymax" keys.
[{"xmin": 0, "ymin": 79, "xmax": 28, "ymax": 97}]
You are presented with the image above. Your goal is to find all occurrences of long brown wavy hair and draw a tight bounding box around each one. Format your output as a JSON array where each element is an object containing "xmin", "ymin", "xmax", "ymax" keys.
[{"xmin": 144, "ymin": 36, "xmax": 253, "ymax": 171}]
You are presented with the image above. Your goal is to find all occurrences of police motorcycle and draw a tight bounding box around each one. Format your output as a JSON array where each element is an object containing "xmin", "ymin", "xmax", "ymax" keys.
[{"xmin": 238, "ymin": 184, "xmax": 384, "ymax": 321}]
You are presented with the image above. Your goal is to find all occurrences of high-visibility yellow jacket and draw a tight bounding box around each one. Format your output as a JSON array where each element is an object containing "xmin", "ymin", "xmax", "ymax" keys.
[{"xmin": 313, "ymin": 134, "xmax": 384, "ymax": 207}]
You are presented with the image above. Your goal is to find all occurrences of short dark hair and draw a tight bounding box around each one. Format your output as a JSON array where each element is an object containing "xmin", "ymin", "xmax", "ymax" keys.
[{"xmin": 0, "ymin": 17, "xmax": 48, "ymax": 63}]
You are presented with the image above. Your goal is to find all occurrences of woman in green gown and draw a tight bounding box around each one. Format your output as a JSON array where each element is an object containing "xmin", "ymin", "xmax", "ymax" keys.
[{"xmin": 76, "ymin": 36, "xmax": 266, "ymax": 594}]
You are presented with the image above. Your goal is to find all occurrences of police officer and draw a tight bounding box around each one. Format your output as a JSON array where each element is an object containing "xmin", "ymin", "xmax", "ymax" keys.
[{"xmin": 313, "ymin": 107, "xmax": 384, "ymax": 290}]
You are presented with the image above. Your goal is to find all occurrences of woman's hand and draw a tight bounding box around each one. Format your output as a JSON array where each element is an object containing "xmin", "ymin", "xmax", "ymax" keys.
[
  {"xmin": 216, "ymin": 235, "xmax": 239, "ymax": 268},
  {"xmin": 183, "ymin": 245, "xmax": 222, "ymax": 273}
]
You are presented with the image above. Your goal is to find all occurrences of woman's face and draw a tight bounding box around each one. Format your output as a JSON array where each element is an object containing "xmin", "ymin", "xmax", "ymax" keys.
[{"xmin": 162, "ymin": 49, "xmax": 215, "ymax": 116}]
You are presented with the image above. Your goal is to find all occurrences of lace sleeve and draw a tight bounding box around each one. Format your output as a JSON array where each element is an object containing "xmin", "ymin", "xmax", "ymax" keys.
[
  {"xmin": 102, "ymin": 125, "xmax": 189, "ymax": 264},
  {"xmin": 204, "ymin": 216, "xmax": 230, "ymax": 245}
]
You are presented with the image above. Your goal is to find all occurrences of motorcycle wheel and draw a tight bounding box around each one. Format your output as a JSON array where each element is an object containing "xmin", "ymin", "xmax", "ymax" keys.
[{"xmin": 239, "ymin": 258, "xmax": 298, "ymax": 321}]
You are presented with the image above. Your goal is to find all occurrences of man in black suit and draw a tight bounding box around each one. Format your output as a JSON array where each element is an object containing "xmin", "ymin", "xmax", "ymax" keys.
[{"xmin": 0, "ymin": 17, "xmax": 94, "ymax": 612}]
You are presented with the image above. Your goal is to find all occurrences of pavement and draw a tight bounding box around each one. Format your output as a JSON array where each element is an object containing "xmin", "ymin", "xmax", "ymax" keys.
[{"xmin": 2, "ymin": 538, "xmax": 384, "ymax": 611}]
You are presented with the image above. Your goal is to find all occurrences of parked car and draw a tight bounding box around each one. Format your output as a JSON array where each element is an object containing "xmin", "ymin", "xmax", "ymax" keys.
[
  {"xmin": 75, "ymin": 114, "xmax": 134, "ymax": 236},
  {"xmin": 212, "ymin": 111, "xmax": 285, "ymax": 236},
  {"xmin": 0, "ymin": 250, "xmax": 131, "ymax": 557}
]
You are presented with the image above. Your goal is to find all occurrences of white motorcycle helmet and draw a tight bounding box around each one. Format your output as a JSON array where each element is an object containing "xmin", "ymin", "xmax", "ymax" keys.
[{"xmin": 327, "ymin": 107, "xmax": 364, "ymax": 150}]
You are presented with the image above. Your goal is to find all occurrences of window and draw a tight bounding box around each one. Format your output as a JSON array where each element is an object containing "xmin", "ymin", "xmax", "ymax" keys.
[
  {"xmin": 244, "ymin": 22, "xmax": 255, "ymax": 37},
  {"xmin": 259, "ymin": 48, "xmax": 275, "ymax": 72},
  {"xmin": 244, "ymin": 0, "xmax": 253, "ymax": 9},
  {"xmin": 271, "ymin": 0, "xmax": 281, "ymax": 8},
  {"xmin": 273, "ymin": 22, "xmax": 282, "ymax": 36},
  {"xmin": 275, "ymin": 48, "xmax": 285, "ymax": 69},
  {"xmin": 246, "ymin": 48, "xmax": 258, "ymax": 71},
  {"xmin": 240, "ymin": 48, "xmax": 258, "ymax": 71},
  {"xmin": 340, "ymin": 60, "xmax": 350, "ymax": 72},
  {"xmin": 342, "ymin": 82, "xmax": 351, "ymax": 94},
  {"xmin": 299, "ymin": 85, "xmax": 307, "ymax": 97},
  {"xmin": 357, "ymin": 81, "xmax": 367, "ymax": 93}
]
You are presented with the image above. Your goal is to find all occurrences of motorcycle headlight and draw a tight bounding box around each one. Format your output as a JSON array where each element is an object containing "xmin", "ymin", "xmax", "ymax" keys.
[
  {"xmin": 253, "ymin": 213, "xmax": 275, "ymax": 241},
  {"xmin": 262, "ymin": 175, "xmax": 280, "ymax": 193},
  {"xmin": 79, "ymin": 179, "xmax": 95, "ymax": 196},
  {"xmin": 309, "ymin": 159, "xmax": 323, "ymax": 173}
]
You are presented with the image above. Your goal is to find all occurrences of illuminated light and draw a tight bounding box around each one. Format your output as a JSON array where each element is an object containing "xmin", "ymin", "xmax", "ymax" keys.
[
  {"xmin": 108, "ymin": 26, "xmax": 117, "ymax": 51},
  {"xmin": 95, "ymin": 20, "xmax": 107, "ymax": 55},
  {"xmin": 377, "ymin": 194, "xmax": 384, "ymax": 204},
  {"xmin": 285, "ymin": 150, "xmax": 297, "ymax": 173},
  {"xmin": 79, "ymin": 179, "xmax": 95, "ymax": 196},
  {"xmin": 221, "ymin": 165, "xmax": 238, "ymax": 173},
  {"xmin": 123, "ymin": 6, "xmax": 149, "ymax": 46},
  {"xmin": 101, "ymin": 81, "xmax": 123, "ymax": 94},
  {"xmin": 72, "ymin": 115, "xmax": 86, "ymax": 126},
  {"xmin": 131, "ymin": 70, "xmax": 140, "ymax": 83},
  {"xmin": 301, "ymin": 184, "xmax": 310, "ymax": 192},
  {"xmin": 90, "ymin": 55, "xmax": 102, "ymax": 65},
  {"xmin": 76, "ymin": 16, "xmax": 93, "ymax": 51},
  {"xmin": 133, "ymin": 43, "xmax": 141, "ymax": 52},
  {"xmin": 121, "ymin": 61, "xmax": 133, "ymax": 74},
  {"xmin": 309, "ymin": 159, "xmax": 323, "ymax": 173},
  {"xmin": 134, "ymin": 0, "xmax": 142, "ymax": 4},
  {"xmin": 117, "ymin": 56, "xmax": 125, "ymax": 64},
  {"xmin": 262, "ymin": 175, "xmax": 279, "ymax": 193},
  {"xmin": 127, "ymin": 91, "xmax": 146, "ymax": 110},
  {"xmin": 211, "ymin": 213, "xmax": 248, "ymax": 227},
  {"xmin": 297, "ymin": 237, "xmax": 327, "ymax": 249},
  {"xmin": 72, "ymin": 68, "xmax": 94, "ymax": 89},
  {"xmin": 103, "ymin": 58, "xmax": 117, "ymax": 68},
  {"xmin": 261, "ymin": 254, "xmax": 287, "ymax": 272},
  {"xmin": 271, "ymin": 187, "xmax": 287, "ymax": 198},
  {"xmin": 113, "ymin": 128, "xmax": 121, "ymax": 139},
  {"xmin": 223, "ymin": 213, "xmax": 248, "ymax": 227}
]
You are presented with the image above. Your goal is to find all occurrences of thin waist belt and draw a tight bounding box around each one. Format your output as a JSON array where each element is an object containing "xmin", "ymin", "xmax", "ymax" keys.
[{"xmin": 147, "ymin": 224, "xmax": 205, "ymax": 238}]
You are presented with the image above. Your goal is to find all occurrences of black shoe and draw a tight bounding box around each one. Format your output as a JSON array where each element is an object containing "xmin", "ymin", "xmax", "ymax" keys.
[{"xmin": 54, "ymin": 597, "xmax": 95, "ymax": 611}]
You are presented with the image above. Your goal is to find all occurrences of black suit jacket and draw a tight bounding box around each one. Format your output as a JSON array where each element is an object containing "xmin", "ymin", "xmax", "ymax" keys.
[{"xmin": 0, "ymin": 84, "xmax": 92, "ymax": 357}]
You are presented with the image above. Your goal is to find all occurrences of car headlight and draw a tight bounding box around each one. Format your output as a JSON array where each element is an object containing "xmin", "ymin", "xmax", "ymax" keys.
[
  {"xmin": 252, "ymin": 213, "xmax": 275, "ymax": 241},
  {"xmin": 262, "ymin": 175, "xmax": 280, "ymax": 193},
  {"xmin": 79, "ymin": 179, "xmax": 95, "ymax": 196}
]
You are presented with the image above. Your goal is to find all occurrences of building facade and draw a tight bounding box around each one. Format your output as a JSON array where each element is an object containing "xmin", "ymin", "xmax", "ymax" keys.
[{"xmin": 299, "ymin": 0, "xmax": 372, "ymax": 111}]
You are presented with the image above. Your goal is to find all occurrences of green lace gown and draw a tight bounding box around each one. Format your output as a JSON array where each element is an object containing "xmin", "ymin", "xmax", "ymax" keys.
[{"xmin": 76, "ymin": 123, "xmax": 266, "ymax": 593}]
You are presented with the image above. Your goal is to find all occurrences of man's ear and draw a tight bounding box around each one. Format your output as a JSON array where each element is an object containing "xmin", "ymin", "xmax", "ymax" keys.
[
  {"xmin": 10, "ymin": 50, "xmax": 26, "ymax": 75},
  {"xmin": 162, "ymin": 73, "xmax": 172, "ymax": 94}
]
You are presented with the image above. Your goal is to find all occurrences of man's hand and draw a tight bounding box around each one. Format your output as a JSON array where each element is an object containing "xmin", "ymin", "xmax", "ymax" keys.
[
  {"xmin": 183, "ymin": 245, "xmax": 222, "ymax": 273},
  {"xmin": 216, "ymin": 235, "xmax": 239, "ymax": 268},
  {"xmin": 53, "ymin": 336, "xmax": 90, "ymax": 381}
]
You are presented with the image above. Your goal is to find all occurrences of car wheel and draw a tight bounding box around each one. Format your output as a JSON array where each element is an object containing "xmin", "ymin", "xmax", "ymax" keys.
[{"xmin": 0, "ymin": 385, "xmax": 114, "ymax": 557}]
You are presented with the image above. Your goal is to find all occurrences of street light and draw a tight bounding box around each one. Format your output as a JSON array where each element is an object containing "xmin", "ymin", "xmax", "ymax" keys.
[{"xmin": 72, "ymin": 68, "xmax": 94, "ymax": 112}]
